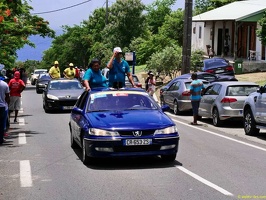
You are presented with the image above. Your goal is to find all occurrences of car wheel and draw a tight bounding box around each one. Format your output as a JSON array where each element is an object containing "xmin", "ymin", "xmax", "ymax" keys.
[
  {"xmin": 161, "ymin": 154, "xmax": 176, "ymax": 162},
  {"xmin": 43, "ymin": 101, "xmax": 50, "ymax": 113},
  {"xmin": 243, "ymin": 109, "xmax": 260, "ymax": 136},
  {"xmin": 212, "ymin": 108, "xmax": 223, "ymax": 127},
  {"xmin": 173, "ymin": 100, "xmax": 181, "ymax": 115},
  {"xmin": 70, "ymin": 128, "xmax": 79, "ymax": 149},
  {"xmin": 82, "ymin": 138, "xmax": 92, "ymax": 165}
]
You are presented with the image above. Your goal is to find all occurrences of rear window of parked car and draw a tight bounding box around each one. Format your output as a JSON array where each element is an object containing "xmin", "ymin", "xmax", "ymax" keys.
[
  {"xmin": 205, "ymin": 60, "xmax": 228, "ymax": 69},
  {"xmin": 226, "ymin": 85, "xmax": 259, "ymax": 96}
]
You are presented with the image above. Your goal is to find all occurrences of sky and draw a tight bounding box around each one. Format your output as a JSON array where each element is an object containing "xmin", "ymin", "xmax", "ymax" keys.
[{"xmin": 17, "ymin": 0, "xmax": 186, "ymax": 61}]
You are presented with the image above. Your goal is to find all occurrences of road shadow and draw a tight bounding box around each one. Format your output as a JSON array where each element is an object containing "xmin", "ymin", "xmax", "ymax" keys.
[
  {"xmin": 199, "ymin": 117, "xmax": 244, "ymax": 128},
  {"xmin": 73, "ymin": 148, "xmax": 182, "ymax": 170}
]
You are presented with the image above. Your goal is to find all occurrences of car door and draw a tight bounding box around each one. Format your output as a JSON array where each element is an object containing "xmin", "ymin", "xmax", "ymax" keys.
[
  {"xmin": 163, "ymin": 81, "xmax": 180, "ymax": 109},
  {"xmin": 254, "ymin": 86, "xmax": 266, "ymax": 123},
  {"xmin": 199, "ymin": 84, "xmax": 221, "ymax": 118}
]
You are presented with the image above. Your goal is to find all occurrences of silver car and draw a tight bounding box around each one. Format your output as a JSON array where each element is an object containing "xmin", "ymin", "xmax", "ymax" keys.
[
  {"xmin": 161, "ymin": 79, "xmax": 209, "ymax": 114},
  {"xmin": 199, "ymin": 81, "xmax": 259, "ymax": 126}
]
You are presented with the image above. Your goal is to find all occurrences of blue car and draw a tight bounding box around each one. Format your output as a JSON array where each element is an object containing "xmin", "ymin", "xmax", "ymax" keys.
[{"xmin": 69, "ymin": 88, "xmax": 180, "ymax": 164}]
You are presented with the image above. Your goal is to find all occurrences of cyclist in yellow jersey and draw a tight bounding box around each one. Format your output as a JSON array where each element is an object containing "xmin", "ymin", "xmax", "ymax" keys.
[
  {"xmin": 49, "ymin": 61, "xmax": 61, "ymax": 79},
  {"xmin": 63, "ymin": 63, "xmax": 76, "ymax": 79}
]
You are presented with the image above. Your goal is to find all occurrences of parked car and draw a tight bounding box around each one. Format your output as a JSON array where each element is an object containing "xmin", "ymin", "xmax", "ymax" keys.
[
  {"xmin": 30, "ymin": 69, "xmax": 47, "ymax": 85},
  {"xmin": 159, "ymin": 72, "xmax": 237, "ymax": 104},
  {"xmin": 101, "ymin": 67, "xmax": 142, "ymax": 88},
  {"xmin": 69, "ymin": 88, "xmax": 180, "ymax": 164},
  {"xmin": 202, "ymin": 58, "xmax": 235, "ymax": 76},
  {"xmin": 36, "ymin": 73, "xmax": 51, "ymax": 94},
  {"xmin": 199, "ymin": 81, "xmax": 259, "ymax": 126},
  {"xmin": 161, "ymin": 79, "xmax": 209, "ymax": 114},
  {"xmin": 42, "ymin": 78, "xmax": 84, "ymax": 113},
  {"xmin": 243, "ymin": 84, "xmax": 266, "ymax": 135}
]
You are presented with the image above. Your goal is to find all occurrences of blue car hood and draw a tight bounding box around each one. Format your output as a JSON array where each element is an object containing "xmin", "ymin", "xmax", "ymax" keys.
[{"xmin": 86, "ymin": 110, "xmax": 174, "ymax": 130}]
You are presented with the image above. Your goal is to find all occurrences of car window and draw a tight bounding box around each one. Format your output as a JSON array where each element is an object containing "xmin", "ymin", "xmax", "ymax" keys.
[
  {"xmin": 203, "ymin": 84, "xmax": 220, "ymax": 95},
  {"xmin": 168, "ymin": 81, "xmax": 180, "ymax": 91},
  {"xmin": 226, "ymin": 85, "xmax": 259, "ymax": 96},
  {"xmin": 49, "ymin": 81, "xmax": 82, "ymax": 90},
  {"xmin": 76, "ymin": 91, "xmax": 89, "ymax": 109},
  {"xmin": 205, "ymin": 60, "xmax": 228, "ymax": 69},
  {"xmin": 87, "ymin": 92, "xmax": 157, "ymax": 112}
]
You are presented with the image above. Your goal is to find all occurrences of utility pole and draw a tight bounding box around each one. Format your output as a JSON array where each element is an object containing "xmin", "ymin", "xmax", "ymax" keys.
[
  {"xmin": 105, "ymin": 0, "xmax": 108, "ymax": 25},
  {"xmin": 181, "ymin": 0, "xmax": 193, "ymax": 74}
]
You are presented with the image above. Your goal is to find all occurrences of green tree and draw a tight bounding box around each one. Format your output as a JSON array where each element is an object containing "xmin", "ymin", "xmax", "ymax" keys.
[
  {"xmin": 145, "ymin": 0, "xmax": 176, "ymax": 34},
  {"xmin": 257, "ymin": 11, "xmax": 266, "ymax": 45},
  {"xmin": 0, "ymin": 0, "xmax": 55, "ymax": 68}
]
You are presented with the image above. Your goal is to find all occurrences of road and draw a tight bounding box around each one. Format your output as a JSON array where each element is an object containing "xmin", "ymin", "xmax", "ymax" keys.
[{"xmin": 0, "ymin": 86, "xmax": 266, "ymax": 200}]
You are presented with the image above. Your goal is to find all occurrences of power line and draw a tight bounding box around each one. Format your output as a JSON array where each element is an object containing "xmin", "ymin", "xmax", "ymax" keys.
[{"xmin": 32, "ymin": 0, "xmax": 92, "ymax": 15}]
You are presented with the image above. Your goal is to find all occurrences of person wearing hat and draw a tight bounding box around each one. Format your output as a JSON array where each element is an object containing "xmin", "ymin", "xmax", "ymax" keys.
[
  {"xmin": 83, "ymin": 58, "xmax": 107, "ymax": 91},
  {"xmin": 0, "ymin": 71, "xmax": 10, "ymax": 144},
  {"xmin": 147, "ymin": 72, "xmax": 156, "ymax": 96},
  {"xmin": 106, "ymin": 47, "xmax": 136, "ymax": 88},
  {"xmin": 8, "ymin": 71, "xmax": 25, "ymax": 123},
  {"xmin": 49, "ymin": 61, "xmax": 61, "ymax": 79},
  {"xmin": 63, "ymin": 63, "xmax": 76, "ymax": 79}
]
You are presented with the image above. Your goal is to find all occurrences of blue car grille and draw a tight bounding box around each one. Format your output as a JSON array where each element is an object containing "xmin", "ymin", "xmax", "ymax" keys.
[{"xmin": 119, "ymin": 130, "xmax": 155, "ymax": 136}]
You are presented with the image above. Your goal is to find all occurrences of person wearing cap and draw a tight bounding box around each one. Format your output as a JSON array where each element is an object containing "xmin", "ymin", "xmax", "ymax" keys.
[
  {"xmin": 49, "ymin": 61, "xmax": 61, "ymax": 79},
  {"xmin": 107, "ymin": 47, "xmax": 136, "ymax": 88},
  {"xmin": 63, "ymin": 63, "xmax": 76, "ymax": 79},
  {"xmin": 83, "ymin": 58, "xmax": 107, "ymax": 91},
  {"xmin": 8, "ymin": 71, "xmax": 25, "ymax": 123},
  {"xmin": 0, "ymin": 71, "xmax": 10, "ymax": 144},
  {"xmin": 147, "ymin": 72, "xmax": 156, "ymax": 96}
]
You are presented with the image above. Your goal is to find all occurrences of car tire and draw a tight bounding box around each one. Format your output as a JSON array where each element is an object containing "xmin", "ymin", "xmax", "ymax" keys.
[
  {"xmin": 243, "ymin": 109, "xmax": 260, "ymax": 136},
  {"xmin": 212, "ymin": 108, "xmax": 223, "ymax": 127},
  {"xmin": 161, "ymin": 154, "xmax": 176, "ymax": 162},
  {"xmin": 82, "ymin": 138, "xmax": 92, "ymax": 165},
  {"xmin": 70, "ymin": 128, "xmax": 79, "ymax": 149},
  {"xmin": 173, "ymin": 100, "xmax": 181, "ymax": 115},
  {"xmin": 43, "ymin": 101, "xmax": 50, "ymax": 113}
]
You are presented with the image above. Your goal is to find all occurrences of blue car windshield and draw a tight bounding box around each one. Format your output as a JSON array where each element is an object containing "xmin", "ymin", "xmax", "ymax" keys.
[
  {"xmin": 49, "ymin": 81, "xmax": 83, "ymax": 90},
  {"xmin": 87, "ymin": 92, "xmax": 158, "ymax": 112}
]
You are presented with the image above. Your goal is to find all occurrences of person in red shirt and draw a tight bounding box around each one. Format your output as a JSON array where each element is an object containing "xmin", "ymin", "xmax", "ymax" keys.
[{"xmin": 8, "ymin": 71, "xmax": 25, "ymax": 123}]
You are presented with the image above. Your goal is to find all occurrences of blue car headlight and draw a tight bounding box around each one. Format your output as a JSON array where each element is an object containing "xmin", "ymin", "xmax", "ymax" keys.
[
  {"xmin": 47, "ymin": 94, "xmax": 59, "ymax": 100},
  {"xmin": 154, "ymin": 126, "xmax": 178, "ymax": 135},
  {"xmin": 88, "ymin": 128, "xmax": 119, "ymax": 136}
]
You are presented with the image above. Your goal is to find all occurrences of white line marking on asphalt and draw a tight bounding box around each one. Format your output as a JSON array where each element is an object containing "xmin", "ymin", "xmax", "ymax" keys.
[
  {"xmin": 19, "ymin": 133, "xmax": 26, "ymax": 145},
  {"xmin": 171, "ymin": 117, "xmax": 266, "ymax": 152},
  {"xmin": 176, "ymin": 166, "xmax": 233, "ymax": 196},
  {"xmin": 19, "ymin": 118, "xmax": 25, "ymax": 126},
  {"xmin": 20, "ymin": 160, "xmax": 32, "ymax": 187}
]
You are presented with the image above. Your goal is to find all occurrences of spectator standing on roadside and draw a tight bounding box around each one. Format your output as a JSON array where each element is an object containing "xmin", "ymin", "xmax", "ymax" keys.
[
  {"xmin": 190, "ymin": 73, "xmax": 205, "ymax": 125},
  {"xmin": 63, "ymin": 63, "xmax": 76, "ymax": 79},
  {"xmin": 74, "ymin": 66, "xmax": 80, "ymax": 80},
  {"xmin": 107, "ymin": 47, "xmax": 136, "ymax": 88},
  {"xmin": 79, "ymin": 68, "xmax": 85, "ymax": 81},
  {"xmin": 8, "ymin": 71, "xmax": 25, "ymax": 123},
  {"xmin": 49, "ymin": 61, "xmax": 61, "ymax": 79},
  {"xmin": 83, "ymin": 59, "xmax": 107, "ymax": 91},
  {"xmin": 147, "ymin": 72, "xmax": 156, "ymax": 96},
  {"xmin": 0, "ymin": 73, "xmax": 10, "ymax": 144},
  {"xmin": 145, "ymin": 70, "xmax": 152, "ymax": 91}
]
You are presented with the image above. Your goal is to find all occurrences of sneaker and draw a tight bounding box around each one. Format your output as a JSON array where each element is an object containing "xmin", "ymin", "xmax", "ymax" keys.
[{"xmin": 14, "ymin": 119, "xmax": 18, "ymax": 123}]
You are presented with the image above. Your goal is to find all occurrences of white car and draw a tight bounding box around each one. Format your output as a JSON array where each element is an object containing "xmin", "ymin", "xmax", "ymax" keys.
[
  {"xmin": 243, "ymin": 85, "xmax": 266, "ymax": 135},
  {"xmin": 30, "ymin": 69, "xmax": 47, "ymax": 85}
]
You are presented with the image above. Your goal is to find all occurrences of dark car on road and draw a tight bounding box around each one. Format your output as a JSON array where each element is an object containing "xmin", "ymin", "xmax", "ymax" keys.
[
  {"xmin": 69, "ymin": 88, "xmax": 179, "ymax": 164},
  {"xmin": 36, "ymin": 73, "xmax": 51, "ymax": 94},
  {"xmin": 202, "ymin": 58, "xmax": 235, "ymax": 76},
  {"xmin": 42, "ymin": 79, "xmax": 84, "ymax": 113},
  {"xmin": 159, "ymin": 72, "xmax": 237, "ymax": 104}
]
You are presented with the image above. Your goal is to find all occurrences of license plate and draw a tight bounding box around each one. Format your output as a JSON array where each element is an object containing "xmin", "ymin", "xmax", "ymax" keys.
[
  {"xmin": 63, "ymin": 106, "xmax": 73, "ymax": 110},
  {"xmin": 124, "ymin": 139, "xmax": 152, "ymax": 146},
  {"xmin": 216, "ymin": 69, "xmax": 224, "ymax": 73}
]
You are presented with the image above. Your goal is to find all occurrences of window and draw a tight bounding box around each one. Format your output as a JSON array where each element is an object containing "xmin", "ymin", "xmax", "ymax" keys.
[{"xmin": 199, "ymin": 26, "xmax": 202, "ymax": 39}]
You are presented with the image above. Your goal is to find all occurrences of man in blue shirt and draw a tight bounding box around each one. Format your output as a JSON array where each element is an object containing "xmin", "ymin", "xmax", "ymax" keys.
[
  {"xmin": 107, "ymin": 47, "xmax": 136, "ymax": 88},
  {"xmin": 190, "ymin": 73, "xmax": 205, "ymax": 125}
]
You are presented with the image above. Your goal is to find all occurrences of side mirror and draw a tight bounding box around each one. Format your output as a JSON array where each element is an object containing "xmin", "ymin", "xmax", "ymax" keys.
[
  {"xmin": 161, "ymin": 104, "xmax": 170, "ymax": 112},
  {"xmin": 72, "ymin": 107, "xmax": 83, "ymax": 114}
]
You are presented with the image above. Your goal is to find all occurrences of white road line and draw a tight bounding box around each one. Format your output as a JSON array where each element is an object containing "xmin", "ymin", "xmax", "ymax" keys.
[
  {"xmin": 19, "ymin": 133, "xmax": 26, "ymax": 145},
  {"xmin": 18, "ymin": 118, "xmax": 25, "ymax": 126},
  {"xmin": 170, "ymin": 117, "xmax": 266, "ymax": 152},
  {"xmin": 20, "ymin": 160, "xmax": 32, "ymax": 187},
  {"xmin": 176, "ymin": 166, "xmax": 233, "ymax": 196}
]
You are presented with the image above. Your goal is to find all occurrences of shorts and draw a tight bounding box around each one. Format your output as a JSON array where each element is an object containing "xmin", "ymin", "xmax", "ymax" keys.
[
  {"xmin": 191, "ymin": 100, "xmax": 200, "ymax": 115},
  {"xmin": 9, "ymin": 96, "xmax": 21, "ymax": 111}
]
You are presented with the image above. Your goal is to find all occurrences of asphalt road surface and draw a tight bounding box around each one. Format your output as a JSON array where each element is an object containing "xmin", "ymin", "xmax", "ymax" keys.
[{"xmin": 1, "ymin": 86, "xmax": 266, "ymax": 200}]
